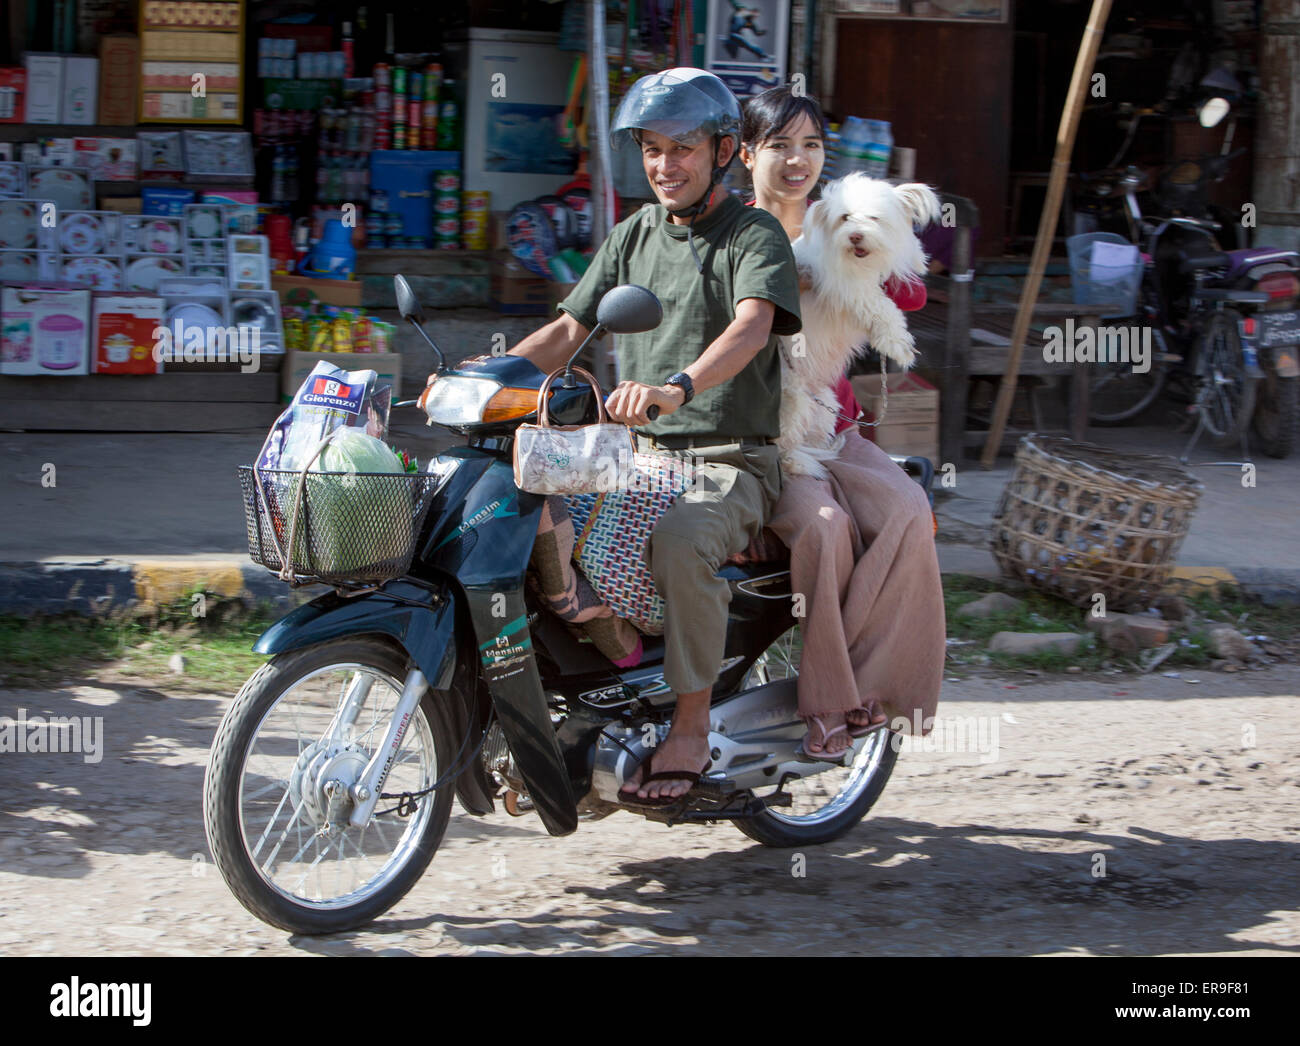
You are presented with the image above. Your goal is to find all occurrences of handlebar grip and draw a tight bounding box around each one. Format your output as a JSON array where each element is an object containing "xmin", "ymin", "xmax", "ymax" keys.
[{"xmin": 646, "ymin": 405, "xmax": 660, "ymax": 421}]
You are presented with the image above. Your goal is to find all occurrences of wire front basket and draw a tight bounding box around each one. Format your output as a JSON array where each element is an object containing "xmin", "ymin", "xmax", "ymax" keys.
[{"xmin": 239, "ymin": 465, "xmax": 442, "ymax": 585}]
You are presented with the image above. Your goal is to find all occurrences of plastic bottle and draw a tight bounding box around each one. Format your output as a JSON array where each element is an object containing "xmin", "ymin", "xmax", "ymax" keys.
[
  {"xmin": 865, "ymin": 120, "xmax": 892, "ymax": 178},
  {"xmin": 341, "ymin": 21, "xmax": 355, "ymax": 79},
  {"xmin": 435, "ymin": 79, "xmax": 459, "ymax": 150},
  {"xmin": 838, "ymin": 116, "xmax": 871, "ymax": 176}
]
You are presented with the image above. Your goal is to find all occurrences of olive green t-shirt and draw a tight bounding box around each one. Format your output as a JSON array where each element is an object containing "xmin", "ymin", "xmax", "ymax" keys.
[{"xmin": 557, "ymin": 194, "xmax": 801, "ymax": 439}]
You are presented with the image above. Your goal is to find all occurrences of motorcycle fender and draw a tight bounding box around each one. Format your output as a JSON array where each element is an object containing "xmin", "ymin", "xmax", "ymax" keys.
[
  {"xmin": 417, "ymin": 451, "xmax": 580, "ymax": 836},
  {"xmin": 253, "ymin": 582, "xmax": 458, "ymax": 693}
]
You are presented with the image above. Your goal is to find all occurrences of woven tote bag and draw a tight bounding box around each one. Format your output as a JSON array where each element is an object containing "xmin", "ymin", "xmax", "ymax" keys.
[{"xmin": 562, "ymin": 451, "xmax": 693, "ymax": 634}]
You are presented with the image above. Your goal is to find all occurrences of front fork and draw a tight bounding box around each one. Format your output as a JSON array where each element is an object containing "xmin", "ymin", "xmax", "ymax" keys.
[{"xmin": 346, "ymin": 668, "xmax": 428, "ymax": 828}]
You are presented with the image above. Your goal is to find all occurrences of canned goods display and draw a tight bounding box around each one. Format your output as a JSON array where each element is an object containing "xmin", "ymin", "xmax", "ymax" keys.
[
  {"xmin": 374, "ymin": 63, "xmax": 391, "ymax": 89},
  {"xmin": 435, "ymin": 216, "xmax": 459, "ymax": 235},
  {"xmin": 433, "ymin": 194, "xmax": 459, "ymax": 216},
  {"xmin": 392, "ymin": 66, "xmax": 407, "ymax": 95},
  {"xmin": 406, "ymin": 100, "xmax": 421, "ymax": 142},
  {"xmin": 434, "ymin": 170, "xmax": 459, "ymax": 193},
  {"xmin": 424, "ymin": 64, "xmax": 442, "ymax": 100},
  {"xmin": 461, "ymin": 212, "xmax": 489, "ymax": 250},
  {"xmin": 462, "ymin": 190, "xmax": 490, "ymax": 212}
]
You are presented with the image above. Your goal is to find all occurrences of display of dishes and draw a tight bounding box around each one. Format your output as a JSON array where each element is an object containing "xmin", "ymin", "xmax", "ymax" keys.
[
  {"xmin": 141, "ymin": 219, "xmax": 181, "ymax": 254},
  {"xmin": 125, "ymin": 255, "xmax": 182, "ymax": 291},
  {"xmin": 27, "ymin": 167, "xmax": 93, "ymax": 211},
  {"xmin": 0, "ymin": 200, "xmax": 41, "ymax": 249},
  {"xmin": 0, "ymin": 251, "xmax": 42, "ymax": 280},
  {"xmin": 230, "ymin": 296, "xmax": 277, "ymax": 331},
  {"xmin": 61, "ymin": 255, "xmax": 122, "ymax": 290},
  {"xmin": 58, "ymin": 213, "xmax": 106, "ymax": 255},
  {"xmin": 0, "ymin": 163, "xmax": 25, "ymax": 197},
  {"xmin": 186, "ymin": 206, "xmax": 222, "ymax": 239},
  {"xmin": 122, "ymin": 216, "xmax": 183, "ymax": 254},
  {"xmin": 165, "ymin": 302, "xmax": 224, "ymax": 329}
]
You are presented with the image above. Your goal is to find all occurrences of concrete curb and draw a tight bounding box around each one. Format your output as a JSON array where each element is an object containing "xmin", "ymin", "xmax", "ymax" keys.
[
  {"xmin": 1, "ymin": 554, "xmax": 1298, "ymax": 617},
  {"xmin": 0, "ymin": 558, "xmax": 317, "ymax": 617}
]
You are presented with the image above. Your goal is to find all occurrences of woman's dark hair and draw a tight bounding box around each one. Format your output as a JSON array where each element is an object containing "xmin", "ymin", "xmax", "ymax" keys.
[{"xmin": 740, "ymin": 86, "xmax": 827, "ymax": 149}]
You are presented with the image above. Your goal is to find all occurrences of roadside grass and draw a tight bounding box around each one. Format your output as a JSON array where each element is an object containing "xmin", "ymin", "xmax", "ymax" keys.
[
  {"xmin": 942, "ymin": 576, "xmax": 1299, "ymax": 674},
  {"xmin": 0, "ymin": 601, "xmax": 276, "ymax": 689}
]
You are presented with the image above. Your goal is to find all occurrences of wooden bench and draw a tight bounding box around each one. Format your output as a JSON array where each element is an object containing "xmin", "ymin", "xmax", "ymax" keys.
[{"xmin": 914, "ymin": 193, "xmax": 1119, "ymax": 463}]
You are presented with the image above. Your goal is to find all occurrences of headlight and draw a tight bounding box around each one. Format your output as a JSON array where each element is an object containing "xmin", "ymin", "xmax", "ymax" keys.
[{"xmin": 422, "ymin": 375, "xmax": 501, "ymax": 426}]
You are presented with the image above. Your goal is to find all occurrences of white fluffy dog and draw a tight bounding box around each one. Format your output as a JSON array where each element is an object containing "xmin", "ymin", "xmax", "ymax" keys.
[{"xmin": 777, "ymin": 173, "xmax": 942, "ymax": 478}]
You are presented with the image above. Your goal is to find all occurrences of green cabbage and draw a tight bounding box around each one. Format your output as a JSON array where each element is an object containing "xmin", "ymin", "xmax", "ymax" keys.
[{"xmin": 292, "ymin": 428, "xmax": 413, "ymax": 576}]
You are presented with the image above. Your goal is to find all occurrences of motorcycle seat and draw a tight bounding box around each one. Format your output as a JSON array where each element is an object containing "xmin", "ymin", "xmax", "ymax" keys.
[{"xmin": 1179, "ymin": 250, "xmax": 1232, "ymax": 274}]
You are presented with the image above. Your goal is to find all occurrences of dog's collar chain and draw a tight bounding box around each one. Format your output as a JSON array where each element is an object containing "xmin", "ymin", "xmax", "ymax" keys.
[{"xmin": 782, "ymin": 341, "xmax": 891, "ymax": 431}]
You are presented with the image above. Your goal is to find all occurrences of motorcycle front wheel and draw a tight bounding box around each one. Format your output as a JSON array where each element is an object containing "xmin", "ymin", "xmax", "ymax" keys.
[
  {"xmin": 732, "ymin": 625, "xmax": 899, "ymax": 848},
  {"xmin": 203, "ymin": 639, "xmax": 456, "ymax": 935}
]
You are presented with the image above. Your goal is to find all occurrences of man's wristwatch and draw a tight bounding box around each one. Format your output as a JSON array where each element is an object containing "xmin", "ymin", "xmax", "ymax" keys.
[{"xmin": 664, "ymin": 371, "xmax": 695, "ymax": 404}]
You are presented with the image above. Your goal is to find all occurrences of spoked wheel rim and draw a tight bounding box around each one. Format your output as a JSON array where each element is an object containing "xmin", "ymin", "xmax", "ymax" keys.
[
  {"xmin": 741, "ymin": 625, "xmax": 893, "ymax": 827},
  {"xmin": 1089, "ymin": 362, "xmax": 1164, "ymax": 423},
  {"xmin": 1200, "ymin": 314, "xmax": 1247, "ymax": 438},
  {"xmin": 236, "ymin": 662, "xmax": 438, "ymax": 911}
]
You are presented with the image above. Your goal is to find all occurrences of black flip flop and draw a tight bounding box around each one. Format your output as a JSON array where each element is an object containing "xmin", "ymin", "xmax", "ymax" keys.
[{"xmin": 618, "ymin": 751, "xmax": 713, "ymax": 808}]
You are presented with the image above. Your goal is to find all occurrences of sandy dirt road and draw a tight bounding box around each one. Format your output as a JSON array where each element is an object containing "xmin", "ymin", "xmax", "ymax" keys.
[{"xmin": 1, "ymin": 665, "xmax": 1297, "ymax": 956}]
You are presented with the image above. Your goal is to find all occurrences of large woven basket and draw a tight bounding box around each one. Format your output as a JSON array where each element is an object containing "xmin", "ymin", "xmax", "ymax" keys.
[{"xmin": 989, "ymin": 435, "xmax": 1203, "ymax": 609}]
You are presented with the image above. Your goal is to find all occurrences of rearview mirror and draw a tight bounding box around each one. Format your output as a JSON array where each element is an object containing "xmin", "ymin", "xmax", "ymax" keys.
[
  {"xmin": 595, "ymin": 284, "xmax": 662, "ymax": 335},
  {"xmin": 394, "ymin": 274, "xmax": 424, "ymax": 323}
]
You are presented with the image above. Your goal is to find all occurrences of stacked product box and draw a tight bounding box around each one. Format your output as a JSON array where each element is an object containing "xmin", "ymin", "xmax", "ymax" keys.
[
  {"xmin": 851, "ymin": 371, "xmax": 941, "ymax": 462},
  {"xmin": 1, "ymin": 284, "xmax": 92, "ymax": 375}
]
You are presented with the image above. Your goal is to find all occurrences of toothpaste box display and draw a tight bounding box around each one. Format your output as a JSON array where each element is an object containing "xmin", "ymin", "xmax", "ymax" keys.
[
  {"xmin": 22, "ymin": 54, "xmax": 63, "ymax": 124},
  {"xmin": 0, "ymin": 67, "xmax": 26, "ymax": 124},
  {"xmin": 0, "ymin": 284, "xmax": 92, "ymax": 375},
  {"xmin": 61, "ymin": 56, "xmax": 99, "ymax": 125},
  {"xmin": 91, "ymin": 293, "xmax": 165, "ymax": 374}
]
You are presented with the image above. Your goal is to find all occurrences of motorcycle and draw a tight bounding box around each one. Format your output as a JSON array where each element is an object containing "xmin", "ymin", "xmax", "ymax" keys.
[
  {"xmin": 204, "ymin": 276, "xmax": 931, "ymax": 935},
  {"xmin": 1084, "ymin": 153, "xmax": 1300, "ymax": 458}
]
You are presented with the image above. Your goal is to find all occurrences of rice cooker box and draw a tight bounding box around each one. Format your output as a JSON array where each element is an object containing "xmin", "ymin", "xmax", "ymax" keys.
[
  {"xmin": 91, "ymin": 293, "xmax": 165, "ymax": 374},
  {"xmin": 0, "ymin": 284, "xmax": 91, "ymax": 375}
]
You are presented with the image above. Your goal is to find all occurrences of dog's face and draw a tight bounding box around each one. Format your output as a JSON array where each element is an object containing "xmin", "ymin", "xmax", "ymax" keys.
[{"xmin": 804, "ymin": 174, "xmax": 940, "ymax": 283}]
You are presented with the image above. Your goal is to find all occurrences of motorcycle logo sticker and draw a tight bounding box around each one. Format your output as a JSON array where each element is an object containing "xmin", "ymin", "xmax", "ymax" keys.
[
  {"xmin": 435, "ymin": 495, "xmax": 518, "ymax": 550},
  {"xmin": 479, "ymin": 613, "xmax": 533, "ymax": 680}
]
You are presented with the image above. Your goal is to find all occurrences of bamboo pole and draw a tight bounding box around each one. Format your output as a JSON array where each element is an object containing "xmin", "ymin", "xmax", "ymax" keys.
[{"xmin": 978, "ymin": 0, "xmax": 1113, "ymax": 468}]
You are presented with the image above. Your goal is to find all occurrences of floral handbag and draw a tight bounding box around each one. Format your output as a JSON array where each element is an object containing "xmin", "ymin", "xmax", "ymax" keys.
[{"xmin": 512, "ymin": 365, "xmax": 635, "ymax": 496}]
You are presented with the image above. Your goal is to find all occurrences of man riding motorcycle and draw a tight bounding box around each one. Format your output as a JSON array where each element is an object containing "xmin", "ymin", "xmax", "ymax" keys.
[{"xmin": 503, "ymin": 67, "xmax": 802, "ymax": 804}]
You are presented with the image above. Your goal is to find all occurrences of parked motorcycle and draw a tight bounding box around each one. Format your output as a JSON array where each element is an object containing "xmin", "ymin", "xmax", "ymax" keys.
[
  {"xmin": 1083, "ymin": 152, "xmax": 1300, "ymax": 457},
  {"xmin": 204, "ymin": 276, "xmax": 930, "ymax": 934}
]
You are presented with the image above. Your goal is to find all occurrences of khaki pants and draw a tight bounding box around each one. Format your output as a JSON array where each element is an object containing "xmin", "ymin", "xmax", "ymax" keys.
[{"xmin": 637, "ymin": 436, "xmax": 782, "ymax": 694}]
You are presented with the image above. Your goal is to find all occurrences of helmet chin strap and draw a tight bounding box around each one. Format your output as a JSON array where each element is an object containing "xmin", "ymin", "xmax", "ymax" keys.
[{"xmin": 665, "ymin": 139, "xmax": 725, "ymax": 273}]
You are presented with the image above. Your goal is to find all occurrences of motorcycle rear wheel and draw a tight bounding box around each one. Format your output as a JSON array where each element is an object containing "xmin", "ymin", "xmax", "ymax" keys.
[
  {"xmin": 732, "ymin": 626, "xmax": 898, "ymax": 848},
  {"xmin": 203, "ymin": 639, "xmax": 455, "ymax": 934},
  {"xmin": 1198, "ymin": 312, "xmax": 1257, "ymax": 447},
  {"xmin": 1251, "ymin": 365, "xmax": 1297, "ymax": 459}
]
